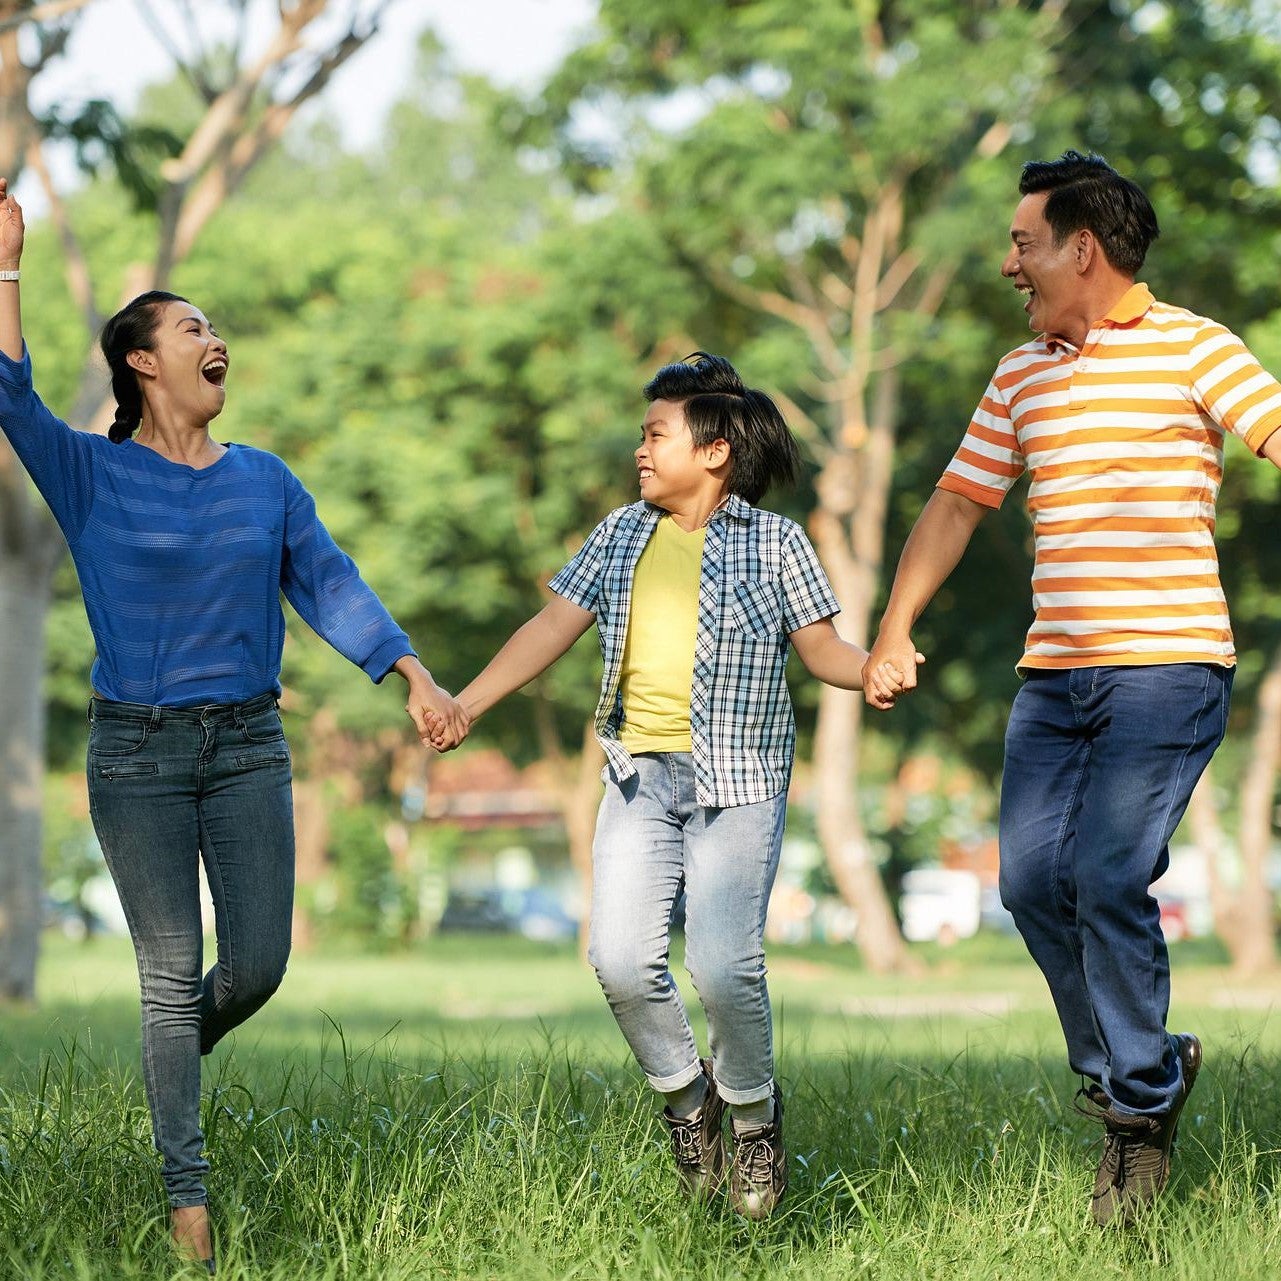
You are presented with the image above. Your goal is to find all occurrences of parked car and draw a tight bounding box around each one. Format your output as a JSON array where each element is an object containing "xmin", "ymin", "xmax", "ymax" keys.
[
  {"xmin": 899, "ymin": 868, "xmax": 982, "ymax": 945},
  {"xmin": 437, "ymin": 887, "xmax": 577, "ymax": 942}
]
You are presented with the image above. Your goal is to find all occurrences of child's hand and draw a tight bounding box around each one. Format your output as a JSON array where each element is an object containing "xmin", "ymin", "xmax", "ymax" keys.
[
  {"xmin": 403, "ymin": 671, "xmax": 470, "ymax": 750},
  {"xmin": 863, "ymin": 649, "xmax": 926, "ymax": 710},
  {"xmin": 422, "ymin": 707, "xmax": 470, "ymax": 753}
]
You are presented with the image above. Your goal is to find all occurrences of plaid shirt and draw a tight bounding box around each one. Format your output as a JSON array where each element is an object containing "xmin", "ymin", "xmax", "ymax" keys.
[{"xmin": 548, "ymin": 496, "xmax": 840, "ymax": 807}]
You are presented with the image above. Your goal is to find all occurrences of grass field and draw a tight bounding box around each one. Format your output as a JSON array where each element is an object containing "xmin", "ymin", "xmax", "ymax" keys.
[{"xmin": 0, "ymin": 933, "xmax": 1278, "ymax": 1279}]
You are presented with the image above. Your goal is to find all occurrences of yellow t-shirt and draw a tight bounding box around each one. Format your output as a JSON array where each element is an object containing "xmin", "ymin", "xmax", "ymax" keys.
[{"xmin": 618, "ymin": 515, "xmax": 705, "ymax": 754}]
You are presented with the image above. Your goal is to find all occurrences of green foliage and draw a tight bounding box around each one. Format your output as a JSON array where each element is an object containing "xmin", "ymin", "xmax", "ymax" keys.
[
  {"xmin": 318, "ymin": 804, "xmax": 413, "ymax": 945},
  {"xmin": 32, "ymin": 4, "xmax": 1281, "ymax": 876},
  {"xmin": 38, "ymin": 100, "xmax": 182, "ymax": 210},
  {"xmin": 40, "ymin": 775, "xmax": 101, "ymax": 935}
]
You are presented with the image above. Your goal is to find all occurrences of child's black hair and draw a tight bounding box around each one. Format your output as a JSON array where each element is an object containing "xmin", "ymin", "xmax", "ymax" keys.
[{"xmin": 643, "ymin": 352, "xmax": 800, "ymax": 504}]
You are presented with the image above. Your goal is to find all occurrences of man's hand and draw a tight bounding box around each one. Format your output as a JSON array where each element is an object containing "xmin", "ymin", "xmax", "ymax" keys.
[{"xmin": 862, "ymin": 637, "xmax": 925, "ymax": 710}]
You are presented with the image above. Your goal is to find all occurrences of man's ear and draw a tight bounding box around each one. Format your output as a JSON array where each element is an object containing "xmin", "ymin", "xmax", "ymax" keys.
[
  {"xmin": 1075, "ymin": 228, "xmax": 1097, "ymax": 273},
  {"xmin": 125, "ymin": 349, "xmax": 155, "ymax": 378}
]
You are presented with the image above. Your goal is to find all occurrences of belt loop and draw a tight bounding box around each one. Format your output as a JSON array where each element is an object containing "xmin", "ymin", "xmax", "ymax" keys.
[
  {"xmin": 86, "ymin": 698, "xmax": 94, "ymax": 725},
  {"xmin": 150, "ymin": 705, "xmax": 162, "ymax": 730}
]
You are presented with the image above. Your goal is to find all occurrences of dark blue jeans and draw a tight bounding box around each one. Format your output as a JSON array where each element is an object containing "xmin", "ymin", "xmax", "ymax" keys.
[
  {"xmin": 999, "ymin": 664, "xmax": 1232, "ymax": 1116},
  {"xmin": 86, "ymin": 693, "xmax": 295, "ymax": 1207}
]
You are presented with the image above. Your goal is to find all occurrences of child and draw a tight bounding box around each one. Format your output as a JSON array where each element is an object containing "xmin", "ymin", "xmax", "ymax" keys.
[{"xmin": 444, "ymin": 353, "xmax": 905, "ymax": 1217}]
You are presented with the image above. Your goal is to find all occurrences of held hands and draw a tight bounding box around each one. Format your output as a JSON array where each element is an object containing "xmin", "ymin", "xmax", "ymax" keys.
[
  {"xmin": 861, "ymin": 638, "xmax": 927, "ymax": 711},
  {"xmin": 0, "ymin": 178, "xmax": 24, "ymax": 265},
  {"xmin": 395, "ymin": 657, "xmax": 471, "ymax": 752}
]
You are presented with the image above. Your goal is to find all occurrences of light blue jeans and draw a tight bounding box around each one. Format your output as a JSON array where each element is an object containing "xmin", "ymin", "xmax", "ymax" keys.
[{"xmin": 588, "ymin": 752, "xmax": 786, "ymax": 1106}]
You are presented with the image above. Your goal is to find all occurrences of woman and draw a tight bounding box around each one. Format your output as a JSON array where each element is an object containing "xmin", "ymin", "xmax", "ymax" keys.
[{"xmin": 0, "ymin": 178, "xmax": 466, "ymax": 1271}]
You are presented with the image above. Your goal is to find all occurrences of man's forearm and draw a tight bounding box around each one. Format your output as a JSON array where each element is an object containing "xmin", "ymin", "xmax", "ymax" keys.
[
  {"xmin": 1261, "ymin": 426, "xmax": 1281, "ymax": 471},
  {"xmin": 877, "ymin": 489, "xmax": 988, "ymax": 639}
]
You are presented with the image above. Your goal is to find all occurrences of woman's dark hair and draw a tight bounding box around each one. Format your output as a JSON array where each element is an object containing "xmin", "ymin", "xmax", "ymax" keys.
[
  {"xmin": 99, "ymin": 290, "xmax": 188, "ymax": 443},
  {"xmin": 642, "ymin": 352, "xmax": 800, "ymax": 504},
  {"xmin": 1019, "ymin": 150, "xmax": 1159, "ymax": 276}
]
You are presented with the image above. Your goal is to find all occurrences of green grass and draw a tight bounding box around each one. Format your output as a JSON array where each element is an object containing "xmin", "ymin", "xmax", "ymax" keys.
[{"xmin": 1, "ymin": 934, "xmax": 1279, "ymax": 1278}]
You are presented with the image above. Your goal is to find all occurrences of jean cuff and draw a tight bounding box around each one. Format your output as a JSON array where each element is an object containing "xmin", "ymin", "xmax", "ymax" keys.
[
  {"xmin": 644, "ymin": 1059, "xmax": 704, "ymax": 1095},
  {"xmin": 716, "ymin": 1077, "xmax": 775, "ymax": 1107}
]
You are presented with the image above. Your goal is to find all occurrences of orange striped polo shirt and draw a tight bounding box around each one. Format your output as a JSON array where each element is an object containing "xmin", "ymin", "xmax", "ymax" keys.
[{"xmin": 938, "ymin": 283, "xmax": 1281, "ymax": 669}]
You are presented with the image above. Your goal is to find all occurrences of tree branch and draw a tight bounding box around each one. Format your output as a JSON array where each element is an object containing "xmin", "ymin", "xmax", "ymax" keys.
[
  {"xmin": 706, "ymin": 264, "xmax": 846, "ymax": 379},
  {"xmin": 167, "ymin": 13, "xmax": 382, "ymax": 268},
  {"xmin": 0, "ymin": 0, "xmax": 92, "ymax": 37},
  {"xmin": 24, "ymin": 138, "xmax": 100, "ymax": 335}
]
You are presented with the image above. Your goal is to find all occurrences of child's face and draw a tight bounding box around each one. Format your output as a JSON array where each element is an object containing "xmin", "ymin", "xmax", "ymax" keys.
[{"xmin": 635, "ymin": 399, "xmax": 726, "ymax": 509}]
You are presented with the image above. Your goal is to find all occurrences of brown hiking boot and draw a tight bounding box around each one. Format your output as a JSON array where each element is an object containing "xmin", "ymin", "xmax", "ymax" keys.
[
  {"xmin": 662, "ymin": 1059, "xmax": 726, "ymax": 1197},
  {"xmin": 1080, "ymin": 1033, "xmax": 1202, "ymax": 1227},
  {"xmin": 729, "ymin": 1083, "xmax": 787, "ymax": 1220}
]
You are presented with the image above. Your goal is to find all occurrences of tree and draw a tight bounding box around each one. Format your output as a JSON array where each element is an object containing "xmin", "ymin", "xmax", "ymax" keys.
[
  {"xmin": 532, "ymin": 0, "xmax": 1281, "ymax": 972},
  {"xmin": 0, "ymin": 0, "xmax": 391, "ymax": 1002},
  {"xmin": 532, "ymin": 0, "xmax": 1075, "ymax": 971}
]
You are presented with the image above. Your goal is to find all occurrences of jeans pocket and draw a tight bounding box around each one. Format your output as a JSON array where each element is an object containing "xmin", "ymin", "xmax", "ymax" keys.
[
  {"xmin": 238, "ymin": 706, "xmax": 285, "ymax": 745},
  {"xmin": 234, "ymin": 747, "xmax": 291, "ymax": 771},
  {"xmin": 88, "ymin": 718, "xmax": 153, "ymax": 757},
  {"xmin": 94, "ymin": 760, "xmax": 160, "ymax": 780}
]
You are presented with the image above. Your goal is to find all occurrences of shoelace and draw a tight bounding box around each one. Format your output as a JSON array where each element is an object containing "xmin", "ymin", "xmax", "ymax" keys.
[
  {"xmin": 734, "ymin": 1132, "xmax": 777, "ymax": 1184},
  {"xmin": 669, "ymin": 1120, "xmax": 703, "ymax": 1167},
  {"xmin": 1073, "ymin": 1084, "xmax": 1110, "ymax": 1120},
  {"xmin": 1073, "ymin": 1087, "xmax": 1159, "ymax": 1134},
  {"xmin": 1097, "ymin": 1128, "xmax": 1126, "ymax": 1189}
]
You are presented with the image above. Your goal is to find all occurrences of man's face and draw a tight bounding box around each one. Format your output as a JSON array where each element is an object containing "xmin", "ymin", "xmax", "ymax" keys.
[{"xmin": 1000, "ymin": 192, "xmax": 1082, "ymax": 341}]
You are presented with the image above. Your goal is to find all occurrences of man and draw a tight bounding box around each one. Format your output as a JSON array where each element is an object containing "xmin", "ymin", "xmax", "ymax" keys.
[{"xmin": 863, "ymin": 150, "xmax": 1281, "ymax": 1225}]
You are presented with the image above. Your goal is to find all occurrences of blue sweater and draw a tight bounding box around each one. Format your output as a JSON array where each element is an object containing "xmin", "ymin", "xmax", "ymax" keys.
[{"xmin": 0, "ymin": 346, "xmax": 414, "ymax": 707}]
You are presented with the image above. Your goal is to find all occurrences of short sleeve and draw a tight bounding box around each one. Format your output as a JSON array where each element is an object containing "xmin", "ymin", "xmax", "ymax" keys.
[
  {"xmin": 780, "ymin": 522, "xmax": 840, "ymax": 633},
  {"xmin": 1189, "ymin": 323, "xmax": 1281, "ymax": 456},
  {"xmin": 936, "ymin": 374, "xmax": 1026, "ymax": 508},
  {"xmin": 547, "ymin": 513, "xmax": 616, "ymax": 614}
]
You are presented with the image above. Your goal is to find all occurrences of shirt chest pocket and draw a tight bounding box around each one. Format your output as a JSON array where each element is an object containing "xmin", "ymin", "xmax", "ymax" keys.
[{"xmin": 725, "ymin": 576, "xmax": 784, "ymax": 641}]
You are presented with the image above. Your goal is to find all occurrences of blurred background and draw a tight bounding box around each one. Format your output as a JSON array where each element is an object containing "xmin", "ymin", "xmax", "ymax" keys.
[{"xmin": 2, "ymin": 0, "xmax": 1280, "ymax": 1004}]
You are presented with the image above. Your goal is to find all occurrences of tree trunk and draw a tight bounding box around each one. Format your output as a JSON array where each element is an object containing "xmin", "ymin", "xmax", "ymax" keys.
[
  {"xmin": 809, "ymin": 446, "xmax": 913, "ymax": 974},
  {"xmin": 290, "ymin": 776, "xmax": 330, "ymax": 950},
  {"xmin": 1233, "ymin": 642, "xmax": 1281, "ymax": 975},
  {"xmin": 1187, "ymin": 769, "xmax": 1235, "ymax": 942},
  {"xmin": 0, "ymin": 542, "xmax": 56, "ymax": 1002},
  {"xmin": 564, "ymin": 719, "xmax": 604, "ymax": 961}
]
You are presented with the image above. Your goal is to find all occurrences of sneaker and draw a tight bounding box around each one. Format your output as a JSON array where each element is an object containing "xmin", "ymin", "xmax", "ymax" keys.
[
  {"xmin": 1079, "ymin": 1033, "xmax": 1202, "ymax": 1227},
  {"xmin": 662, "ymin": 1059, "xmax": 726, "ymax": 1197},
  {"xmin": 729, "ymin": 1082, "xmax": 786, "ymax": 1220}
]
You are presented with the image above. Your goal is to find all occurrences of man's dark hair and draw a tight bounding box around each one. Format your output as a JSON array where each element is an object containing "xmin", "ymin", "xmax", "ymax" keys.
[
  {"xmin": 643, "ymin": 352, "xmax": 800, "ymax": 505},
  {"xmin": 1019, "ymin": 150, "xmax": 1159, "ymax": 276}
]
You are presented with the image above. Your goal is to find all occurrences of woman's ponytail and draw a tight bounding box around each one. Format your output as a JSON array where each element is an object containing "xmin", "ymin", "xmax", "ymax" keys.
[{"xmin": 99, "ymin": 290, "xmax": 187, "ymax": 443}]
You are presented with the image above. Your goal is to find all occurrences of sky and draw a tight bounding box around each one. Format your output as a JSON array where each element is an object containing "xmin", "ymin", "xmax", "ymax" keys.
[{"xmin": 17, "ymin": 0, "xmax": 596, "ymax": 212}]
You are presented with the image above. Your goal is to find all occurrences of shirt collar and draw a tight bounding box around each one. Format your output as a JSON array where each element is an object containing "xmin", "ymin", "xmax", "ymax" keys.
[
  {"xmin": 642, "ymin": 493, "xmax": 753, "ymax": 524},
  {"xmin": 1044, "ymin": 282, "xmax": 1154, "ymax": 353}
]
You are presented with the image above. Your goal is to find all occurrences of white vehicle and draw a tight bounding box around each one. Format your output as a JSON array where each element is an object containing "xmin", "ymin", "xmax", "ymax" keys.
[{"xmin": 899, "ymin": 868, "xmax": 982, "ymax": 945}]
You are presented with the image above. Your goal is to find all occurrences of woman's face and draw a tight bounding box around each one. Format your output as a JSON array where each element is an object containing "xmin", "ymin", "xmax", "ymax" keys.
[{"xmin": 136, "ymin": 301, "xmax": 229, "ymax": 422}]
